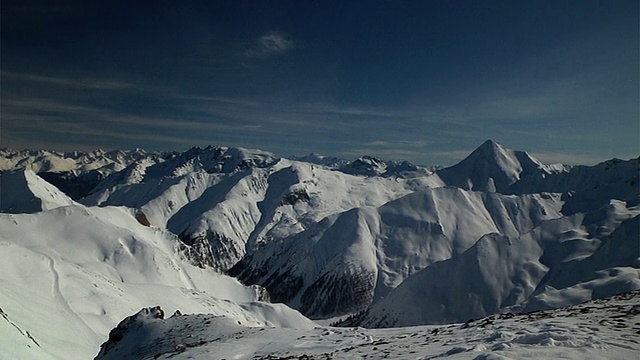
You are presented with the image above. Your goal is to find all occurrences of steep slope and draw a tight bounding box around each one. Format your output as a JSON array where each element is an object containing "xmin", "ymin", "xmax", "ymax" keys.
[
  {"xmin": 0, "ymin": 170, "xmax": 76, "ymax": 213},
  {"xmin": 231, "ymin": 207, "xmax": 381, "ymax": 317},
  {"xmin": 357, "ymin": 200, "xmax": 640, "ymax": 327},
  {"xmin": 231, "ymin": 187, "xmax": 564, "ymax": 319},
  {"xmin": 1, "ymin": 306, "xmax": 56, "ymax": 360},
  {"xmin": 0, "ymin": 204, "xmax": 311, "ymax": 360}
]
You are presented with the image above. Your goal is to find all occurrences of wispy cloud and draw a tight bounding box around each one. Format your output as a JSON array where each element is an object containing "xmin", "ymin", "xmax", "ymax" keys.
[
  {"xmin": 2, "ymin": 71, "xmax": 134, "ymax": 90},
  {"xmin": 258, "ymin": 32, "xmax": 294, "ymax": 52},
  {"xmin": 289, "ymin": 103, "xmax": 410, "ymax": 118},
  {"xmin": 244, "ymin": 31, "xmax": 295, "ymax": 59},
  {"xmin": 365, "ymin": 140, "xmax": 431, "ymax": 148},
  {"xmin": 176, "ymin": 95, "xmax": 261, "ymax": 108}
]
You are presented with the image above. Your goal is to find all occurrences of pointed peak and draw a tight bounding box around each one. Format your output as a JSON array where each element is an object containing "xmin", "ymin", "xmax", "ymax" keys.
[
  {"xmin": 481, "ymin": 139, "xmax": 500, "ymax": 147},
  {"xmin": 456, "ymin": 140, "xmax": 515, "ymax": 168},
  {"xmin": 436, "ymin": 140, "xmax": 547, "ymax": 193},
  {"xmin": 475, "ymin": 139, "xmax": 507, "ymax": 154}
]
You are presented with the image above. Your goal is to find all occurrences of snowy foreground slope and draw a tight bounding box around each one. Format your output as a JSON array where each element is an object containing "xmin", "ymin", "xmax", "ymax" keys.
[{"xmin": 95, "ymin": 291, "xmax": 640, "ymax": 360}]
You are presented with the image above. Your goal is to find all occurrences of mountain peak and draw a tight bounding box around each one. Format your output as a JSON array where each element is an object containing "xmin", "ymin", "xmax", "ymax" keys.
[
  {"xmin": 479, "ymin": 139, "xmax": 502, "ymax": 149},
  {"xmin": 471, "ymin": 139, "xmax": 511, "ymax": 160},
  {"xmin": 436, "ymin": 140, "xmax": 547, "ymax": 193}
]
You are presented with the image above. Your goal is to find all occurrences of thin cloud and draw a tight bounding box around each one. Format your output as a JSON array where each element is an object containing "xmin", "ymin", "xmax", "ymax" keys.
[
  {"xmin": 2, "ymin": 71, "xmax": 134, "ymax": 90},
  {"xmin": 290, "ymin": 102, "xmax": 410, "ymax": 118},
  {"xmin": 259, "ymin": 32, "xmax": 294, "ymax": 52},
  {"xmin": 365, "ymin": 140, "xmax": 431, "ymax": 148},
  {"xmin": 176, "ymin": 95, "xmax": 261, "ymax": 108},
  {"xmin": 244, "ymin": 31, "xmax": 295, "ymax": 59}
]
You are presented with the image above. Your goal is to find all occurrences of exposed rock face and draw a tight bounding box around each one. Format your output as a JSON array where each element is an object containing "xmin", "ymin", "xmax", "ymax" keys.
[
  {"xmin": 95, "ymin": 307, "xmax": 165, "ymax": 359},
  {"xmin": 178, "ymin": 231, "xmax": 243, "ymax": 271},
  {"xmin": 135, "ymin": 211, "xmax": 151, "ymax": 226},
  {"xmin": 280, "ymin": 189, "xmax": 310, "ymax": 206},
  {"xmin": 299, "ymin": 267, "xmax": 376, "ymax": 317}
]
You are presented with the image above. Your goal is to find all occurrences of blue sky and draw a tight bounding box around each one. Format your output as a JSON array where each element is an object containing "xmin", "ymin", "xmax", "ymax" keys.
[{"xmin": 2, "ymin": 1, "xmax": 638, "ymax": 166}]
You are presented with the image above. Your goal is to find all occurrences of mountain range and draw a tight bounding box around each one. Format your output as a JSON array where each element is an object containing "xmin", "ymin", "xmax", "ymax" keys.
[{"xmin": 0, "ymin": 140, "xmax": 638, "ymax": 359}]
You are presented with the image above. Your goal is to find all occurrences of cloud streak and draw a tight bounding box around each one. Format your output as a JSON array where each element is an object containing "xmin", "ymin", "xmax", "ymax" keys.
[{"xmin": 2, "ymin": 71, "xmax": 134, "ymax": 90}]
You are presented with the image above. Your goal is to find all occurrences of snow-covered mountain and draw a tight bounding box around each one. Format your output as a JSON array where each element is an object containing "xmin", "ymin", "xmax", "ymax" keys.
[
  {"xmin": 436, "ymin": 139, "xmax": 567, "ymax": 193},
  {"xmin": 0, "ymin": 173, "xmax": 310, "ymax": 359},
  {"xmin": 436, "ymin": 140, "xmax": 639, "ymax": 213},
  {"xmin": 230, "ymin": 188, "xmax": 564, "ymax": 318},
  {"xmin": 1, "ymin": 140, "xmax": 638, "ymax": 359},
  {"xmin": 0, "ymin": 148, "xmax": 158, "ymax": 175},
  {"xmin": 354, "ymin": 200, "xmax": 639, "ymax": 327},
  {"xmin": 0, "ymin": 169, "xmax": 77, "ymax": 213},
  {"xmin": 78, "ymin": 146, "xmax": 428, "ymax": 271},
  {"xmin": 0, "ymin": 148, "xmax": 170, "ymax": 199}
]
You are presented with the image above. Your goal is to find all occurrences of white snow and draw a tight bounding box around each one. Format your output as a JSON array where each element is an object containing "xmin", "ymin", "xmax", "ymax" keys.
[
  {"xmin": 0, "ymin": 204, "xmax": 313, "ymax": 360},
  {"xmin": 1, "ymin": 140, "xmax": 638, "ymax": 360},
  {"xmin": 0, "ymin": 148, "xmax": 159, "ymax": 175},
  {"xmin": 0, "ymin": 170, "xmax": 77, "ymax": 213},
  {"xmin": 360, "ymin": 201, "xmax": 640, "ymax": 327},
  {"xmin": 94, "ymin": 291, "xmax": 640, "ymax": 360}
]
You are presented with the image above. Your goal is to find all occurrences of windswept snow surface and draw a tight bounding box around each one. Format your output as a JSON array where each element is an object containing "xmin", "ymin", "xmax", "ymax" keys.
[{"xmin": 95, "ymin": 291, "xmax": 640, "ymax": 360}]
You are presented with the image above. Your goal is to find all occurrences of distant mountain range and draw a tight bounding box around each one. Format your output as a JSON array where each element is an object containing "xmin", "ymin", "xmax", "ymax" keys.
[{"xmin": 0, "ymin": 140, "xmax": 638, "ymax": 359}]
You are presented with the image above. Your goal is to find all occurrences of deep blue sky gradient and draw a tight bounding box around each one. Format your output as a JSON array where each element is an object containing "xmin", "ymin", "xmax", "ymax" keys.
[{"xmin": 2, "ymin": 0, "xmax": 638, "ymax": 165}]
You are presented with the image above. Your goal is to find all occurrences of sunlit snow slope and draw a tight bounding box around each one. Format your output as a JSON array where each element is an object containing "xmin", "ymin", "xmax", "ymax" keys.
[{"xmin": 0, "ymin": 191, "xmax": 311, "ymax": 360}]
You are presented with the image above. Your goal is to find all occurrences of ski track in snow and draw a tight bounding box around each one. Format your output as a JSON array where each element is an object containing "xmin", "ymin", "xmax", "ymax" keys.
[{"xmin": 43, "ymin": 254, "xmax": 100, "ymax": 340}]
